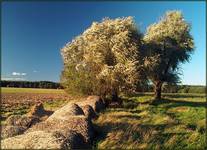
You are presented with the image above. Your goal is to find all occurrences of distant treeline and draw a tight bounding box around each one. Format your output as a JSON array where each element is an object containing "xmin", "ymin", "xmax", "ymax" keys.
[
  {"xmin": 1, "ymin": 80, "xmax": 205, "ymax": 93},
  {"xmin": 1, "ymin": 80, "xmax": 63, "ymax": 89},
  {"xmin": 143, "ymin": 84, "xmax": 206, "ymax": 94}
]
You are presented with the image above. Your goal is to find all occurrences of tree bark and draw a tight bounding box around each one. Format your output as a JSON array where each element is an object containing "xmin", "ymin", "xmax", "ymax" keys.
[
  {"xmin": 154, "ymin": 81, "xmax": 163, "ymax": 100},
  {"xmin": 111, "ymin": 90, "xmax": 119, "ymax": 102}
]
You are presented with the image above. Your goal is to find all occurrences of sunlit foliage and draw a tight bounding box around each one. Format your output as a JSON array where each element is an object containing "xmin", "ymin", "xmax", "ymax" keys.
[
  {"xmin": 143, "ymin": 11, "xmax": 194, "ymax": 99},
  {"xmin": 61, "ymin": 17, "xmax": 145, "ymax": 97}
]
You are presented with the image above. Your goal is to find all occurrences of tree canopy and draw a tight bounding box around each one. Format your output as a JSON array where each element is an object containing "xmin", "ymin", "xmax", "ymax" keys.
[
  {"xmin": 61, "ymin": 10, "xmax": 194, "ymax": 100},
  {"xmin": 143, "ymin": 11, "xmax": 194, "ymax": 99},
  {"xmin": 61, "ymin": 17, "xmax": 145, "ymax": 99}
]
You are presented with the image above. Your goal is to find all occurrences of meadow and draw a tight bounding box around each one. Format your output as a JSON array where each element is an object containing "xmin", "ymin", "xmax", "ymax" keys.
[
  {"xmin": 93, "ymin": 93, "xmax": 206, "ymax": 149},
  {"xmin": 1, "ymin": 87, "xmax": 65, "ymax": 94},
  {"xmin": 1, "ymin": 88, "xmax": 206, "ymax": 149}
]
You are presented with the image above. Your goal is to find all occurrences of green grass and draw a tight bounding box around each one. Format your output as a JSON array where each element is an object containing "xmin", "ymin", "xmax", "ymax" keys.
[
  {"xmin": 94, "ymin": 94, "xmax": 206, "ymax": 149},
  {"xmin": 1, "ymin": 87, "xmax": 65, "ymax": 94},
  {"xmin": 2, "ymin": 88, "xmax": 206, "ymax": 148}
]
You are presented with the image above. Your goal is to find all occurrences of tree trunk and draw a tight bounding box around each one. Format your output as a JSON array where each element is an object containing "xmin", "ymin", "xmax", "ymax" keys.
[
  {"xmin": 112, "ymin": 90, "xmax": 119, "ymax": 102},
  {"xmin": 154, "ymin": 81, "xmax": 163, "ymax": 100}
]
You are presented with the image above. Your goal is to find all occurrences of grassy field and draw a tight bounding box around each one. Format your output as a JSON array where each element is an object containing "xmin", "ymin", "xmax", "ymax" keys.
[
  {"xmin": 93, "ymin": 93, "xmax": 206, "ymax": 149},
  {"xmin": 1, "ymin": 87, "xmax": 65, "ymax": 94},
  {"xmin": 1, "ymin": 88, "xmax": 206, "ymax": 149}
]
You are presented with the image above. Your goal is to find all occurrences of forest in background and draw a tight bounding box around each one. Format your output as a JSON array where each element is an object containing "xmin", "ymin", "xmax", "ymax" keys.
[
  {"xmin": 1, "ymin": 80, "xmax": 205, "ymax": 93},
  {"xmin": 1, "ymin": 80, "xmax": 63, "ymax": 89}
]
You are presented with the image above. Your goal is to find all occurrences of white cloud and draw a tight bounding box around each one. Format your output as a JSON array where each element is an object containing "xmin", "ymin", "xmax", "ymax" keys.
[
  {"xmin": 33, "ymin": 70, "xmax": 38, "ymax": 73},
  {"xmin": 12, "ymin": 72, "xmax": 20, "ymax": 76},
  {"xmin": 12, "ymin": 72, "xmax": 27, "ymax": 76}
]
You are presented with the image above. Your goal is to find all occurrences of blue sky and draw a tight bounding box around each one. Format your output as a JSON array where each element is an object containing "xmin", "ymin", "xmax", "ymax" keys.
[{"xmin": 2, "ymin": 1, "xmax": 206, "ymax": 85}]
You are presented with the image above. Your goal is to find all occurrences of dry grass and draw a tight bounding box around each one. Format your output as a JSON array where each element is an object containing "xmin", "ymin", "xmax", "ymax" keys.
[
  {"xmin": 93, "ymin": 94, "xmax": 206, "ymax": 149},
  {"xmin": 1, "ymin": 87, "xmax": 65, "ymax": 94}
]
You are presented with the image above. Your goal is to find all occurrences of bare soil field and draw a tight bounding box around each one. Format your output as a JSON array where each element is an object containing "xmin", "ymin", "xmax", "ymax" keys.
[
  {"xmin": 2, "ymin": 92, "xmax": 70, "ymax": 107},
  {"xmin": 1, "ymin": 88, "xmax": 84, "ymax": 121}
]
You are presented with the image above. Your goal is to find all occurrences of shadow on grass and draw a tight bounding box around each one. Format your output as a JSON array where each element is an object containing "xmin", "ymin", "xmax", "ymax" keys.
[
  {"xmin": 93, "ymin": 121, "xmax": 188, "ymax": 148},
  {"xmin": 151, "ymin": 98, "xmax": 206, "ymax": 108},
  {"xmin": 129, "ymin": 109, "xmax": 142, "ymax": 113},
  {"xmin": 115, "ymin": 114, "xmax": 141, "ymax": 120},
  {"xmin": 43, "ymin": 110, "xmax": 54, "ymax": 116},
  {"xmin": 121, "ymin": 97, "xmax": 152, "ymax": 107},
  {"xmin": 127, "ymin": 93, "xmax": 205, "ymax": 98},
  {"xmin": 104, "ymin": 109, "xmax": 142, "ymax": 115},
  {"xmin": 139, "ymin": 124, "xmax": 168, "ymax": 130},
  {"xmin": 162, "ymin": 94, "xmax": 206, "ymax": 99}
]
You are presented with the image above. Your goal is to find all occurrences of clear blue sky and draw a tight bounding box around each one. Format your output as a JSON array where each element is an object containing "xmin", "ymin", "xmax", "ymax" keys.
[{"xmin": 2, "ymin": 1, "xmax": 206, "ymax": 85}]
